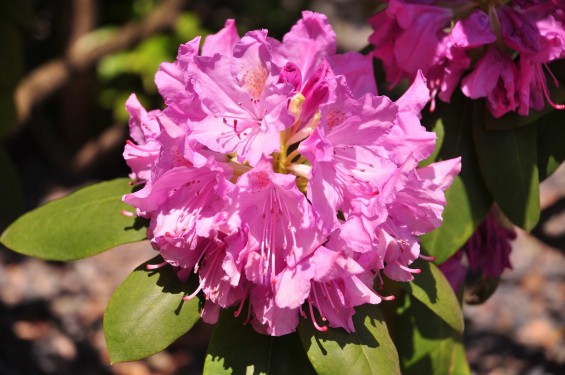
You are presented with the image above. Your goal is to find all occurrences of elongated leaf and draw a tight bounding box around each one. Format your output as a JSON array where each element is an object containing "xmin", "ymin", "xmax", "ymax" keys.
[
  {"xmin": 298, "ymin": 304, "xmax": 400, "ymax": 375},
  {"xmin": 1, "ymin": 179, "xmax": 147, "ymax": 261},
  {"xmin": 204, "ymin": 311, "xmax": 316, "ymax": 375},
  {"xmin": 393, "ymin": 293, "xmax": 470, "ymax": 375},
  {"xmin": 537, "ymin": 110, "xmax": 565, "ymax": 181},
  {"xmin": 104, "ymin": 256, "xmax": 201, "ymax": 363},
  {"xmin": 473, "ymin": 102, "xmax": 540, "ymax": 230},
  {"xmin": 421, "ymin": 94, "xmax": 492, "ymax": 263},
  {"xmin": 397, "ymin": 259, "xmax": 464, "ymax": 334}
]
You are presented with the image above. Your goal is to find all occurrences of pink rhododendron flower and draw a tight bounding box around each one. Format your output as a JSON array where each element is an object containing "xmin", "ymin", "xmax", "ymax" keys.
[
  {"xmin": 369, "ymin": 0, "xmax": 565, "ymax": 117},
  {"xmin": 122, "ymin": 11, "xmax": 460, "ymax": 336}
]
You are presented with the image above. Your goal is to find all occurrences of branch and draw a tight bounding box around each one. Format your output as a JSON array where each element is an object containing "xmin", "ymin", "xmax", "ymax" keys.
[{"xmin": 15, "ymin": 0, "xmax": 186, "ymax": 125}]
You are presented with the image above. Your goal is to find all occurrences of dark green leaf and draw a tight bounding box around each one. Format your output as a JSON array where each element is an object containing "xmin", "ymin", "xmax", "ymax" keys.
[
  {"xmin": 537, "ymin": 110, "xmax": 565, "ymax": 181},
  {"xmin": 421, "ymin": 94, "xmax": 492, "ymax": 263},
  {"xmin": 204, "ymin": 310, "xmax": 316, "ymax": 375},
  {"xmin": 393, "ymin": 293, "xmax": 470, "ymax": 375},
  {"xmin": 298, "ymin": 304, "xmax": 400, "ymax": 375},
  {"xmin": 104, "ymin": 256, "xmax": 201, "ymax": 363},
  {"xmin": 0, "ymin": 178, "xmax": 147, "ymax": 261},
  {"xmin": 473, "ymin": 102, "xmax": 540, "ymax": 230},
  {"xmin": 398, "ymin": 259, "xmax": 464, "ymax": 334},
  {"xmin": 0, "ymin": 147, "xmax": 24, "ymax": 229}
]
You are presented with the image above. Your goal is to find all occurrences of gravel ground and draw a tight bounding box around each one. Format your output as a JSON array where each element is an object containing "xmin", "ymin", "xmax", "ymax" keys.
[{"xmin": 1, "ymin": 165, "xmax": 565, "ymax": 375}]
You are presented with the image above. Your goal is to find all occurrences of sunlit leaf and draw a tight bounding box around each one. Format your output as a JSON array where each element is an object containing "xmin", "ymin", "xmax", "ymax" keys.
[
  {"xmin": 298, "ymin": 304, "xmax": 400, "ymax": 375},
  {"xmin": 1, "ymin": 179, "xmax": 146, "ymax": 260},
  {"xmin": 393, "ymin": 293, "xmax": 470, "ymax": 375},
  {"xmin": 421, "ymin": 94, "xmax": 492, "ymax": 263},
  {"xmin": 398, "ymin": 259, "xmax": 464, "ymax": 334},
  {"xmin": 104, "ymin": 256, "xmax": 201, "ymax": 363},
  {"xmin": 204, "ymin": 310, "xmax": 316, "ymax": 375}
]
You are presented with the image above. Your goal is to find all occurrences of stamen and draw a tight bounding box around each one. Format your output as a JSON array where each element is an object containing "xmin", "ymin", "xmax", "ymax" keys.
[
  {"xmin": 375, "ymin": 291, "xmax": 395, "ymax": 301},
  {"xmin": 312, "ymin": 287, "xmax": 326, "ymax": 321},
  {"xmin": 538, "ymin": 64, "xmax": 565, "ymax": 110},
  {"xmin": 121, "ymin": 210, "xmax": 135, "ymax": 217},
  {"xmin": 321, "ymin": 283, "xmax": 339, "ymax": 313},
  {"xmin": 244, "ymin": 302, "xmax": 252, "ymax": 325},
  {"xmin": 399, "ymin": 264, "xmax": 421, "ymax": 274},
  {"xmin": 234, "ymin": 283, "xmax": 250, "ymax": 318},
  {"xmin": 419, "ymin": 254, "xmax": 436, "ymax": 262},
  {"xmin": 308, "ymin": 299, "xmax": 328, "ymax": 332},
  {"xmin": 145, "ymin": 261, "xmax": 168, "ymax": 270},
  {"xmin": 376, "ymin": 271, "xmax": 385, "ymax": 289},
  {"xmin": 544, "ymin": 63, "xmax": 560, "ymax": 87},
  {"xmin": 183, "ymin": 283, "xmax": 203, "ymax": 301}
]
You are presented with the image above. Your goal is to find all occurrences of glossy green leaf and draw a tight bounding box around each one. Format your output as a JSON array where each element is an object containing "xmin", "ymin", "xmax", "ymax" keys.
[
  {"xmin": 421, "ymin": 94, "xmax": 492, "ymax": 263},
  {"xmin": 393, "ymin": 293, "xmax": 470, "ymax": 375},
  {"xmin": 473, "ymin": 102, "xmax": 540, "ymax": 230},
  {"xmin": 398, "ymin": 259, "xmax": 464, "ymax": 334},
  {"xmin": 104, "ymin": 256, "xmax": 201, "ymax": 363},
  {"xmin": 537, "ymin": 110, "xmax": 565, "ymax": 181},
  {"xmin": 0, "ymin": 178, "xmax": 147, "ymax": 261},
  {"xmin": 298, "ymin": 304, "xmax": 400, "ymax": 375},
  {"xmin": 204, "ymin": 310, "xmax": 316, "ymax": 375},
  {"xmin": 0, "ymin": 147, "xmax": 24, "ymax": 229}
]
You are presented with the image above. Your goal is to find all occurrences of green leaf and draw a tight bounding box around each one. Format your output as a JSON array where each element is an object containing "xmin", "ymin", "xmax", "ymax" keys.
[
  {"xmin": 104, "ymin": 256, "xmax": 201, "ymax": 363},
  {"xmin": 204, "ymin": 310, "xmax": 316, "ymax": 375},
  {"xmin": 421, "ymin": 94, "xmax": 492, "ymax": 263},
  {"xmin": 473, "ymin": 102, "xmax": 540, "ymax": 230},
  {"xmin": 298, "ymin": 304, "xmax": 400, "ymax": 375},
  {"xmin": 537, "ymin": 110, "xmax": 565, "ymax": 181},
  {"xmin": 0, "ymin": 147, "xmax": 24, "ymax": 229},
  {"xmin": 397, "ymin": 259, "xmax": 464, "ymax": 334},
  {"xmin": 0, "ymin": 178, "xmax": 146, "ymax": 261},
  {"xmin": 393, "ymin": 293, "xmax": 470, "ymax": 375}
]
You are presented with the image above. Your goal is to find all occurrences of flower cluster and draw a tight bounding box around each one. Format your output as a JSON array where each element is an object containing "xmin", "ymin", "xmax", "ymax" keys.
[
  {"xmin": 369, "ymin": 0, "xmax": 565, "ymax": 117},
  {"xmin": 439, "ymin": 210, "xmax": 516, "ymax": 291},
  {"xmin": 123, "ymin": 12, "xmax": 460, "ymax": 336}
]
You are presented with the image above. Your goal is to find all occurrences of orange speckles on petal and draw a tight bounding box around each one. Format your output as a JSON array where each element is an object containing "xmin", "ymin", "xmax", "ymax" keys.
[
  {"xmin": 325, "ymin": 107, "xmax": 347, "ymax": 130},
  {"xmin": 242, "ymin": 65, "xmax": 268, "ymax": 100}
]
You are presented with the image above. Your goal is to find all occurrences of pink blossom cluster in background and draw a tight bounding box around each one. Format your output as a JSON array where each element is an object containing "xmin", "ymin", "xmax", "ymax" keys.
[
  {"xmin": 122, "ymin": 12, "xmax": 460, "ymax": 336},
  {"xmin": 440, "ymin": 211, "xmax": 516, "ymax": 291},
  {"xmin": 369, "ymin": 0, "xmax": 565, "ymax": 117}
]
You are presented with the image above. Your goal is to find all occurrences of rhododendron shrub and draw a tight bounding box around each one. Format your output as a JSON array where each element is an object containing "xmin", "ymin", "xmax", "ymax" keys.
[
  {"xmin": 123, "ymin": 12, "xmax": 460, "ymax": 336},
  {"xmin": 368, "ymin": 0, "xmax": 565, "ymax": 275},
  {"xmin": 4, "ymin": 7, "xmax": 564, "ymax": 375}
]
